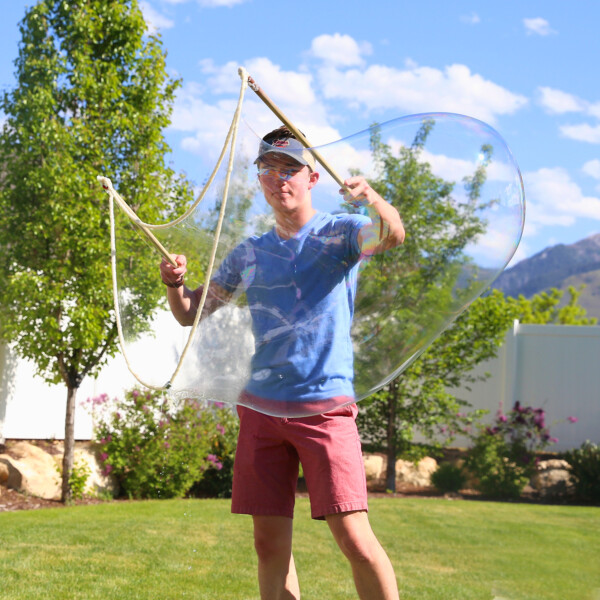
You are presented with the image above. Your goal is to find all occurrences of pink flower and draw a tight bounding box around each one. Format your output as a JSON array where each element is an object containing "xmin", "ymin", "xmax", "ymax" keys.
[
  {"xmin": 207, "ymin": 454, "xmax": 223, "ymax": 470},
  {"xmin": 102, "ymin": 464, "xmax": 113, "ymax": 476},
  {"xmin": 100, "ymin": 452, "xmax": 109, "ymax": 462},
  {"xmin": 568, "ymin": 416, "xmax": 578, "ymax": 423},
  {"xmin": 216, "ymin": 424, "xmax": 225, "ymax": 435}
]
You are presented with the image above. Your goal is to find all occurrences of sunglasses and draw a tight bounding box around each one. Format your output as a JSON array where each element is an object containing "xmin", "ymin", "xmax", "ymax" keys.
[{"xmin": 256, "ymin": 166, "xmax": 304, "ymax": 181}]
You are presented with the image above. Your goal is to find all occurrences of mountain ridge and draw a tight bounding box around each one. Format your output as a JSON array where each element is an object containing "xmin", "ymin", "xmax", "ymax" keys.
[{"xmin": 491, "ymin": 233, "xmax": 600, "ymax": 319}]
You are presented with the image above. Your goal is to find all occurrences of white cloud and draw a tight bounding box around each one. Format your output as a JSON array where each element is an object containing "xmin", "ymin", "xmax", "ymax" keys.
[
  {"xmin": 587, "ymin": 102, "xmax": 600, "ymax": 119},
  {"xmin": 309, "ymin": 34, "xmax": 372, "ymax": 67},
  {"xmin": 538, "ymin": 87, "xmax": 585, "ymax": 114},
  {"xmin": 166, "ymin": 40, "xmax": 530, "ymax": 197},
  {"xmin": 169, "ymin": 58, "xmax": 342, "ymax": 167},
  {"xmin": 537, "ymin": 87, "xmax": 600, "ymax": 144},
  {"xmin": 560, "ymin": 123, "xmax": 600, "ymax": 144},
  {"xmin": 315, "ymin": 62, "xmax": 527, "ymax": 124},
  {"xmin": 583, "ymin": 159, "xmax": 600, "ymax": 179},
  {"xmin": 140, "ymin": 2, "xmax": 174, "ymax": 34},
  {"xmin": 523, "ymin": 167, "xmax": 600, "ymax": 230},
  {"xmin": 460, "ymin": 13, "xmax": 480, "ymax": 25},
  {"xmin": 211, "ymin": 58, "xmax": 318, "ymax": 111},
  {"xmin": 523, "ymin": 17, "xmax": 556, "ymax": 36}
]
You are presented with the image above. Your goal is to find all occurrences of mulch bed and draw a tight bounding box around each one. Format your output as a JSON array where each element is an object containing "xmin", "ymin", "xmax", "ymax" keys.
[
  {"xmin": 0, "ymin": 487, "xmax": 109, "ymax": 512},
  {"xmin": 1, "ymin": 485, "xmax": 580, "ymax": 513},
  {"xmin": 1, "ymin": 484, "xmax": 457, "ymax": 513}
]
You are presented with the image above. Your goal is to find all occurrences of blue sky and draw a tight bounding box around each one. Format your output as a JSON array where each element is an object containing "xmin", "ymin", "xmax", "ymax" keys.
[{"xmin": 1, "ymin": 0, "xmax": 599, "ymax": 265}]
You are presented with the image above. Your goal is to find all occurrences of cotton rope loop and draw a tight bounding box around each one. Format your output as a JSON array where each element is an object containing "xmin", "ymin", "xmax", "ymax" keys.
[{"xmin": 101, "ymin": 68, "xmax": 525, "ymax": 418}]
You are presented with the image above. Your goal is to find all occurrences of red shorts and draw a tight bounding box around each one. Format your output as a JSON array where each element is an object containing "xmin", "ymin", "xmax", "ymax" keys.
[{"xmin": 231, "ymin": 393, "xmax": 368, "ymax": 520}]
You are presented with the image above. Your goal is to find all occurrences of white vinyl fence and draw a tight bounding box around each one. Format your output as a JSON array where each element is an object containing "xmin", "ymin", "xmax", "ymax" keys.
[
  {"xmin": 1, "ymin": 321, "xmax": 599, "ymax": 450},
  {"xmin": 443, "ymin": 321, "xmax": 600, "ymax": 451}
]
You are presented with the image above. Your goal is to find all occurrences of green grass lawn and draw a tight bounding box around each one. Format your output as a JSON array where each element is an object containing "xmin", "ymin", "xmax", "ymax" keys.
[{"xmin": 0, "ymin": 497, "xmax": 598, "ymax": 599}]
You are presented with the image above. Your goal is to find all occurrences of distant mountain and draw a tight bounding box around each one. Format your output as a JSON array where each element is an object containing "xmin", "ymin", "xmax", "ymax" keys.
[{"xmin": 492, "ymin": 233, "xmax": 600, "ymax": 320}]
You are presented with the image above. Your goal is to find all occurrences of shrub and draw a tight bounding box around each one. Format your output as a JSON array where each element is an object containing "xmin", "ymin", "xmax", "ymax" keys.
[
  {"xmin": 189, "ymin": 402, "xmax": 239, "ymax": 499},
  {"xmin": 465, "ymin": 402, "xmax": 563, "ymax": 499},
  {"xmin": 431, "ymin": 462, "xmax": 466, "ymax": 493},
  {"xmin": 564, "ymin": 441, "xmax": 600, "ymax": 503},
  {"xmin": 89, "ymin": 389, "xmax": 237, "ymax": 499},
  {"xmin": 55, "ymin": 459, "xmax": 91, "ymax": 501}
]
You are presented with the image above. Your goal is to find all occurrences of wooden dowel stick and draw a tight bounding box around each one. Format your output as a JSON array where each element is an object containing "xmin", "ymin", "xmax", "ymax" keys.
[
  {"xmin": 98, "ymin": 176, "xmax": 177, "ymax": 267},
  {"xmin": 247, "ymin": 75, "xmax": 351, "ymax": 193}
]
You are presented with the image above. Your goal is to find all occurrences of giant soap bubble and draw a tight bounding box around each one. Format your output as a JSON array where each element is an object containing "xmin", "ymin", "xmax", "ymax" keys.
[{"xmin": 107, "ymin": 110, "xmax": 524, "ymax": 418}]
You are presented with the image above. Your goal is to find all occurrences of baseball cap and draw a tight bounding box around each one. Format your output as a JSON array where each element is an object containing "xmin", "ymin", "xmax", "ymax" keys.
[{"xmin": 254, "ymin": 136, "xmax": 316, "ymax": 171}]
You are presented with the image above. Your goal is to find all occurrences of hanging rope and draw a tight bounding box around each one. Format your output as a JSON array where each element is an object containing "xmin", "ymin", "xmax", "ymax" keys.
[{"xmin": 100, "ymin": 67, "xmax": 250, "ymax": 391}]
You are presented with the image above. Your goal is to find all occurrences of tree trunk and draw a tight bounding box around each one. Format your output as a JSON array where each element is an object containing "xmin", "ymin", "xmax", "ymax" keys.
[
  {"xmin": 61, "ymin": 384, "xmax": 78, "ymax": 503},
  {"xmin": 385, "ymin": 381, "xmax": 398, "ymax": 492}
]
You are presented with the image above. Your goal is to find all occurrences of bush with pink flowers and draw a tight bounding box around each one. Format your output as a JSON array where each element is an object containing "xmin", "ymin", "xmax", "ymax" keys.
[
  {"xmin": 465, "ymin": 402, "xmax": 576, "ymax": 499},
  {"xmin": 88, "ymin": 389, "xmax": 238, "ymax": 499}
]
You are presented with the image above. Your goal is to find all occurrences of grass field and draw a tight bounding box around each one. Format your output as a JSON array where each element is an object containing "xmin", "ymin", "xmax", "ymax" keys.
[{"xmin": 0, "ymin": 497, "xmax": 599, "ymax": 599}]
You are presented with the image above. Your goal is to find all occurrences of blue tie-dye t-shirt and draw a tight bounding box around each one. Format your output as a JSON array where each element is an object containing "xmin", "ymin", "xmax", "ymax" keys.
[{"xmin": 212, "ymin": 211, "xmax": 369, "ymax": 402}]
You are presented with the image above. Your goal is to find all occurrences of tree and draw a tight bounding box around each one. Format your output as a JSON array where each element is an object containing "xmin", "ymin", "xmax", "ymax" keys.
[
  {"xmin": 351, "ymin": 121, "xmax": 493, "ymax": 490},
  {"xmin": 0, "ymin": 0, "xmax": 192, "ymax": 501},
  {"xmin": 358, "ymin": 286, "xmax": 595, "ymax": 491},
  {"xmin": 352, "ymin": 122, "xmax": 595, "ymax": 492},
  {"xmin": 351, "ymin": 122, "xmax": 490, "ymax": 401},
  {"xmin": 508, "ymin": 285, "xmax": 596, "ymax": 326}
]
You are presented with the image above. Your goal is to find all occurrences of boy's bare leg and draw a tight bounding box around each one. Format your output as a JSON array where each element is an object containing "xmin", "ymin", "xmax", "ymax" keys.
[
  {"xmin": 326, "ymin": 510, "xmax": 399, "ymax": 600},
  {"xmin": 253, "ymin": 515, "xmax": 301, "ymax": 600}
]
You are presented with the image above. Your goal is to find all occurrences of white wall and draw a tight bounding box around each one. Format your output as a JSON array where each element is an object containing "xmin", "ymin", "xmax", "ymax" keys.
[
  {"xmin": 0, "ymin": 344, "xmax": 138, "ymax": 442},
  {"xmin": 0, "ymin": 309, "xmax": 184, "ymax": 442},
  {"xmin": 446, "ymin": 321, "xmax": 600, "ymax": 451},
  {"xmin": 0, "ymin": 307, "xmax": 253, "ymax": 442},
  {"xmin": 2, "ymin": 320, "xmax": 599, "ymax": 450}
]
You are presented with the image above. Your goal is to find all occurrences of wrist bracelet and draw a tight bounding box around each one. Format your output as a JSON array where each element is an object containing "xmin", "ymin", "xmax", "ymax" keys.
[{"xmin": 163, "ymin": 278, "xmax": 184, "ymax": 288}]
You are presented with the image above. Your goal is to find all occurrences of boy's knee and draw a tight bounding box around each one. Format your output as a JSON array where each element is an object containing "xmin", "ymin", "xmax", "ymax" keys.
[
  {"xmin": 327, "ymin": 512, "xmax": 383, "ymax": 565},
  {"xmin": 336, "ymin": 530, "xmax": 379, "ymax": 565},
  {"xmin": 254, "ymin": 532, "xmax": 286, "ymax": 560},
  {"xmin": 253, "ymin": 517, "xmax": 293, "ymax": 562}
]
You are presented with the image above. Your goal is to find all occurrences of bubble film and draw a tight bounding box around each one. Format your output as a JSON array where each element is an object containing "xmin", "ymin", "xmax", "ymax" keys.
[{"xmin": 113, "ymin": 113, "xmax": 525, "ymax": 417}]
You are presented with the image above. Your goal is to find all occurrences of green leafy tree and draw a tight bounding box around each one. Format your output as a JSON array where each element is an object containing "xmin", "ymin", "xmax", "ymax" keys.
[
  {"xmin": 353, "ymin": 123, "xmax": 596, "ymax": 492},
  {"xmin": 508, "ymin": 285, "xmax": 596, "ymax": 326},
  {"xmin": 0, "ymin": 0, "xmax": 192, "ymax": 501},
  {"xmin": 359, "ymin": 286, "xmax": 594, "ymax": 491},
  {"xmin": 353, "ymin": 121, "xmax": 495, "ymax": 490},
  {"xmin": 358, "ymin": 289, "xmax": 515, "ymax": 490},
  {"xmin": 352, "ymin": 123, "xmax": 490, "ymax": 398}
]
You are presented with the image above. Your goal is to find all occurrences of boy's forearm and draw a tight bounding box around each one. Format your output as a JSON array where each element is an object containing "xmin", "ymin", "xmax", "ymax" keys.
[
  {"xmin": 367, "ymin": 198, "xmax": 405, "ymax": 251},
  {"xmin": 167, "ymin": 285, "xmax": 202, "ymax": 326},
  {"xmin": 167, "ymin": 283, "xmax": 231, "ymax": 326}
]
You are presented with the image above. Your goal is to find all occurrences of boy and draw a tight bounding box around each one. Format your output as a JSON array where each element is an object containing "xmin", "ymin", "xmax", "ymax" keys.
[{"xmin": 160, "ymin": 126, "xmax": 404, "ymax": 599}]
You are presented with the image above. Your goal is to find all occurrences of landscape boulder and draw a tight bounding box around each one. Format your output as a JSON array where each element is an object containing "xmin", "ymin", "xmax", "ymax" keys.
[
  {"xmin": 0, "ymin": 460, "xmax": 9, "ymax": 485},
  {"xmin": 531, "ymin": 459, "xmax": 573, "ymax": 499},
  {"xmin": 363, "ymin": 454, "xmax": 384, "ymax": 482},
  {"xmin": 395, "ymin": 456, "xmax": 438, "ymax": 487},
  {"xmin": 0, "ymin": 441, "xmax": 61, "ymax": 500}
]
